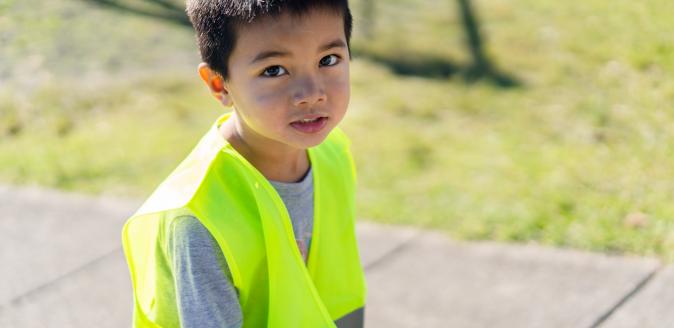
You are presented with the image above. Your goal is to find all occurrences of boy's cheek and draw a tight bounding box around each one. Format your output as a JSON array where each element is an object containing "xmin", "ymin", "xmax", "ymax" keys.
[
  {"xmin": 326, "ymin": 78, "xmax": 350, "ymax": 100},
  {"xmin": 328, "ymin": 68, "xmax": 350, "ymax": 89},
  {"xmin": 240, "ymin": 80, "xmax": 286, "ymax": 105},
  {"xmin": 253, "ymin": 89, "xmax": 288, "ymax": 108}
]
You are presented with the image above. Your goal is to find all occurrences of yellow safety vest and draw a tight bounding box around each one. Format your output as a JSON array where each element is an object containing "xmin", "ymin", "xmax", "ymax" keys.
[{"xmin": 122, "ymin": 113, "xmax": 367, "ymax": 327}]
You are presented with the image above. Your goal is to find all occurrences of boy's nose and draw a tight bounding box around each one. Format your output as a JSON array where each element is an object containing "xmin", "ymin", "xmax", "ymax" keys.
[{"xmin": 292, "ymin": 76, "xmax": 326, "ymax": 107}]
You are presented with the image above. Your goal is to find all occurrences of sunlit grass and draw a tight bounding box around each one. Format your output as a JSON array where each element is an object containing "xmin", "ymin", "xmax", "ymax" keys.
[{"xmin": 346, "ymin": 0, "xmax": 674, "ymax": 261}]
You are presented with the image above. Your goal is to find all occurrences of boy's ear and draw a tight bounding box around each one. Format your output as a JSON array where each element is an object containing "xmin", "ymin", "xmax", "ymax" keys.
[{"xmin": 198, "ymin": 63, "xmax": 233, "ymax": 107}]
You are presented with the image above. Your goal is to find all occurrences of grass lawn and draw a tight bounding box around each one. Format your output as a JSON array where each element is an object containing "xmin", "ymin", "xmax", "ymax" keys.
[{"xmin": 2, "ymin": 0, "xmax": 674, "ymax": 260}]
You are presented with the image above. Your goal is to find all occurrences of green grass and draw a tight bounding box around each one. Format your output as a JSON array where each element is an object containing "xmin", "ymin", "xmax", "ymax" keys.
[{"xmin": 3, "ymin": 0, "xmax": 674, "ymax": 260}]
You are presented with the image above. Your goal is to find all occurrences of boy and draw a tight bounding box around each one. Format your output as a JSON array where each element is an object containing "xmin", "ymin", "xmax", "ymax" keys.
[{"xmin": 121, "ymin": 0, "xmax": 366, "ymax": 327}]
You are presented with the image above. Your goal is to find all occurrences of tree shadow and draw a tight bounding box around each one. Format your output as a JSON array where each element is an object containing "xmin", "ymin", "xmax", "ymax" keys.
[
  {"xmin": 353, "ymin": 48, "xmax": 520, "ymax": 88},
  {"xmin": 80, "ymin": 0, "xmax": 191, "ymax": 27},
  {"xmin": 355, "ymin": 0, "xmax": 520, "ymax": 88},
  {"xmin": 352, "ymin": 49, "xmax": 458, "ymax": 79},
  {"xmin": 455, "ymin": 0, "xmax": 521, "ymax": 87}
]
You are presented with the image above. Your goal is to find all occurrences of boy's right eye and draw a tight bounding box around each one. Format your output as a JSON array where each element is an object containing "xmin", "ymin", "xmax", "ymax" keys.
[{"xmin": 261, "ymin": 65, "xmax": 287, "ymax": 77}]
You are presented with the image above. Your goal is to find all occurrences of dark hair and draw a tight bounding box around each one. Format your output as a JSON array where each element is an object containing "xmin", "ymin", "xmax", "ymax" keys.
[{"xmin": 186, "ymin": 0, "xmax": 353, "ymax": 80}]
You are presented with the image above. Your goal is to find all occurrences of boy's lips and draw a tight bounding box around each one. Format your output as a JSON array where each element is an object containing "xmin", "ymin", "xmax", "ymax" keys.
[
  {"xmin": 291, "ymin": 113, "xmax": 325, "ymax": 121},
  {"xmin": 290, "ymin": 116, "xmax": 328, "ymax": 134}
]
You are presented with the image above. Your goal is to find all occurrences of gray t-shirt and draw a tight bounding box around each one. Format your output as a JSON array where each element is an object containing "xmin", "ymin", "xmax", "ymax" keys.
[{"xmin": 168, "ymin": 168, "xmax": 314, "ymax": 328}]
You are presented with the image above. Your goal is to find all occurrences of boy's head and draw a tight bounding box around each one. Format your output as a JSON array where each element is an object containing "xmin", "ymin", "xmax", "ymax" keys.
[
  {"xmin": 186, "ymin": 0, "xmax": 352, "ymax": 80},
  {"xmin": 186, "ymin": 0, "xmax": 354, "ymax": 151}
]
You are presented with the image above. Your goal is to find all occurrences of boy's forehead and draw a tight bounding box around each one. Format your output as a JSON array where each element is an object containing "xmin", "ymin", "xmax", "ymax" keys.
[{"xmin": 233, "ymin": 8, "xmax": 345, "ymax": 53}]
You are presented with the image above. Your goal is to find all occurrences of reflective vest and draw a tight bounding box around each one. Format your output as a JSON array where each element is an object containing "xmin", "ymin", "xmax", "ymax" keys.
[{"xmin": 122, "ymin": 113, "xmax": 367, "ymax": 327}]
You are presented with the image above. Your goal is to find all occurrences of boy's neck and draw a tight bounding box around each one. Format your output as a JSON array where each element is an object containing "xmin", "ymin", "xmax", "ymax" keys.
[{"xmin": 219, "ymin": 114, "xmax": 310, "ymax": 183}]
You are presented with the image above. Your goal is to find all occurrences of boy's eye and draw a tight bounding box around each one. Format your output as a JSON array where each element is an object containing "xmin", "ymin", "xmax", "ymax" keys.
[
  {"xmin": 319, "ymin": 54, "xmax": 340, "ymax": 67},
  {"xmin": 262, "ymin": 65, "xmax": 287, "ymax": 77}
]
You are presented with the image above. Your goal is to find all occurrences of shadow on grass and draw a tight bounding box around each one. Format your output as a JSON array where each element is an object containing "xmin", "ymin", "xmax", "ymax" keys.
[
  {"xmin": 353, "ymin": 0, "xmax": 521, "ymax": 88},
  {"xmin": 353, "ymin": 48, "xmax": 521, "ymax": 88}
]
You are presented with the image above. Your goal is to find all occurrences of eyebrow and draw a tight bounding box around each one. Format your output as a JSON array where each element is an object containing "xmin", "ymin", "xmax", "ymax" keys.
[
  {"xmin": 318, "ymin": 39, "xmax": 347, "ymax": 52},
  {"xmin": 249, "ymin": 39, "xmax": 347, "ymax": 65}
]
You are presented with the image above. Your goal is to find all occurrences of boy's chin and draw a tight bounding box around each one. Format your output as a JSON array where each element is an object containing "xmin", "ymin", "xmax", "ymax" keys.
[
  {"xmin": 291, "ymin": 131, "xmax": 331, "ymax": 149},
  {"xmin": 296, "ymin": 137, "xmax": 328, "ymax": 149}
]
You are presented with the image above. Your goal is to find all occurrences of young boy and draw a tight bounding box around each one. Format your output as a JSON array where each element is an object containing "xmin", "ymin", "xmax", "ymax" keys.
[{"xmin": 121, "ymin": 0, "xmax": 366, "ymax": 327}]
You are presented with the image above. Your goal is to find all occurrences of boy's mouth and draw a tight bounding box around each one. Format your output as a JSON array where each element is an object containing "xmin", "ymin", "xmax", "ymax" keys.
[{"xmin": 290, "ymin": 116, "xmax": 328, "ymax": 134}]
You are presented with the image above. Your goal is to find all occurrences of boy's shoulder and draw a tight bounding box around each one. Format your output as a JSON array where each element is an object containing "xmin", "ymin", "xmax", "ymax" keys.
[{"xmin": 131, "ymin": 120, "xmax": 226, "ymax": 218}]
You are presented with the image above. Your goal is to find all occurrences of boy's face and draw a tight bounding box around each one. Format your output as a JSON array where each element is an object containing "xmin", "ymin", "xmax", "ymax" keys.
[{"xmin": 217, "ymin": 8, "xmax": 350, "ymax": 151}]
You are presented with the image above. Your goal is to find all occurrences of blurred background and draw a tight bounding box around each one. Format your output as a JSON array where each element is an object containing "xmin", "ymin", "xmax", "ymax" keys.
[
  {"xmin": 2, "ymin": 0, "xmax": 674, "ymax": 326},
  {"xmin": 3, "ymin": 0, "xmax": 674, "ymax": 259}
]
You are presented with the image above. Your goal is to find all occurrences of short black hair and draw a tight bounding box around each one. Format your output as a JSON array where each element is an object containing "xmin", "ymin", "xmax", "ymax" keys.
[{"xmin": 186, "ymin": 0, "xmax": 353, "ymax": 80}]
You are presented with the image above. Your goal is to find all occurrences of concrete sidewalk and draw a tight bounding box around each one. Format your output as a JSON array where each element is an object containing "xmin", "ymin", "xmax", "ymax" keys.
[{"xmin": 0, "ymin": 184, "xmax": 671, "ymax": 327}]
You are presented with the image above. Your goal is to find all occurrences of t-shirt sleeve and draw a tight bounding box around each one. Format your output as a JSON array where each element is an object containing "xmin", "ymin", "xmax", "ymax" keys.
[{"xmin": 168, "ymin": 215, "xmax": 243, "ymax": 328}]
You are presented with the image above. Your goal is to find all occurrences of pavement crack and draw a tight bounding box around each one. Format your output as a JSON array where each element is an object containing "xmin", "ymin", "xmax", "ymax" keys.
[
  {"xmin": 588, "ymin": 264, "xmax": 664, "ymax": 328},
  {"xmin": 364, "ymin": 231, "xmax": 423, "ymax": 272},
  {"xmin": 0, "ymin": 247, "xmax": 123, "ymax": 310}
]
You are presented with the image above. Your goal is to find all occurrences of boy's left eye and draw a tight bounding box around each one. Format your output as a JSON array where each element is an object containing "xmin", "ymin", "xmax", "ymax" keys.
[{"xmin": 319, "ymin": 54, "xmax": 340, "ymax": 67}]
